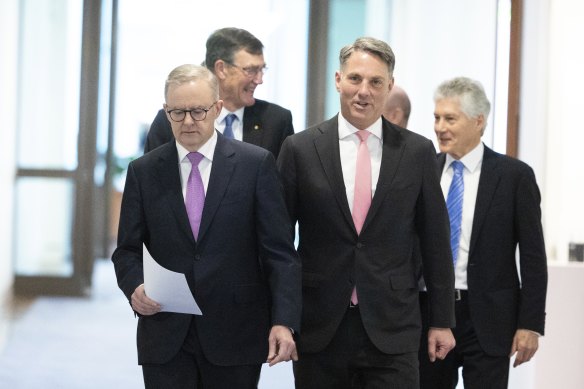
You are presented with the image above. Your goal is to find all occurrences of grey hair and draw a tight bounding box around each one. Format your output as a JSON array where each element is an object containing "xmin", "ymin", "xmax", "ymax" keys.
[
  {"xmin": 434, "ymin": 77, "xmax": 491, "ymax": 130},
  {"xmin": 339, "ymin": 37, "xmax": 395, "ymax": 75},
  {"xmin": 164, "ymin": 64, "xmax": 219, "ymax": 101}
]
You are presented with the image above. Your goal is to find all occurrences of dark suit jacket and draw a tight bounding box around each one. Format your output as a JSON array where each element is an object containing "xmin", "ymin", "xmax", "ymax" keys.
[
  {"xmin": 143, "ymin": 99, "xmax": 294, "ymax": 159},
  {"xmin": 277, "ymin": 115, "xmax": 455, "ymax": 355},
  {"xmin": 438, "ymin": 145, "xmax": 547, "ymax": 356},
  {"xmin": 112, "ymin": 133, "xmax": 301, "ymax": 366}
]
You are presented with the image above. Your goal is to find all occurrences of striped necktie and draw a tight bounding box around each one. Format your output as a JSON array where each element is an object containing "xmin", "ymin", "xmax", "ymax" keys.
[{"xmin": 446, "ymin": 160, "xmax": 464, "ymax": 265}]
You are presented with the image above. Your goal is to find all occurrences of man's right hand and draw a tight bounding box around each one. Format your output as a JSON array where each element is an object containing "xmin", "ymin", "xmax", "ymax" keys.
[
  {"xmin": 427, "ymin": 327, "xmax": 456, "ymax": 362},
  {"xmin": 131, "ymin": 284, "xmax": 161, "ymax": 315}
]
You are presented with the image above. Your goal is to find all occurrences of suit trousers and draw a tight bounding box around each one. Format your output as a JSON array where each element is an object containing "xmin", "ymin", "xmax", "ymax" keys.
[
  {"xmin": 294, "ymin": 306, "xmax": 419, "ymax": 389},
  {"xmin": 142, "ymin": 316, "xmax": 262, "ymax": 389},
  {"xmin": 419, "ymin": 292, "xmax": 510, "ymax": 389}
]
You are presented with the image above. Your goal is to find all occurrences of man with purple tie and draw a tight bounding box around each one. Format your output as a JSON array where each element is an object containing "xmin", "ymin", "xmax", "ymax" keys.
[{"xmin": 112, "ymin": 64, "xmax": 301, "ymax": 388}]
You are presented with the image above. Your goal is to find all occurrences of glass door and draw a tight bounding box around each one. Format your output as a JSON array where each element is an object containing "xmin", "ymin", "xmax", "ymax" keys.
[{"xmin": 13, "ymin": 0, "xmax": 101, "ymax": 295}]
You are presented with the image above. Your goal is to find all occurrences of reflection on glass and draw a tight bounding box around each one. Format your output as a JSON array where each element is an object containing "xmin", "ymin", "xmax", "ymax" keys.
[
  {"xmin": 16, "ymin": 0, "xmax": 82, "ymax": 170},
  {"xmin": 14, "ymin": 178, "xmax": 74, "ymax": 276}
]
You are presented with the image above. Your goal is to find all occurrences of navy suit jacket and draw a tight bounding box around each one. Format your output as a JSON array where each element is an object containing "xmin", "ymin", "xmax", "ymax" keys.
[
  {"xmin": 277, "ymin": 116, "xmax": 455, "ymax": 354},
  {"xmin": 438, "ymin": 145, "xmax": 547, "ymax": 356},
  {"xmin": 112, "ymin": 133, "xmax": 301, "ymax": 365},
  {"xmin": 143, "ymin": 99, "xmax": 294, "ymax": 159}
]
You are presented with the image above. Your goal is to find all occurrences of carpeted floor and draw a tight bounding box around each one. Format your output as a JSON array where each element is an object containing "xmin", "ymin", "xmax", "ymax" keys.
[{"xmin": 0, "ymin": 259, "xmax": 293, "ymax": 388}]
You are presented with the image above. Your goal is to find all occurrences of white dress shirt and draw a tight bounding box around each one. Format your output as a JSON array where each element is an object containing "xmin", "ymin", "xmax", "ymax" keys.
[
  {"xmin": 441, "ymin": 142, "xmax": 484, "ymax": 290},
  {"xmin": 338, "ymin": 113, "xmax": 383, "ymax": 214},
  {"xmin": 176, "ymin": 132, "xmax": 218, "ymax": 200}
]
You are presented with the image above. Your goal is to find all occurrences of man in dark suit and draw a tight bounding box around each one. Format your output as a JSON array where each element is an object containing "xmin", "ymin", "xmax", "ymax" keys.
[
  {"xmin": 277, "ymin": 37, "xmax": 456, "ymax": 389},
  {"xmin": 143, "ymin": 27, "xmax": 294, "ymax": 159},
  {"xmin": 419, "ymin": 76, "xmax": 548, "ymax": 389},
  {"xmin": 112, "ymin": 64, "xmax": 301, "ymax": 388}
]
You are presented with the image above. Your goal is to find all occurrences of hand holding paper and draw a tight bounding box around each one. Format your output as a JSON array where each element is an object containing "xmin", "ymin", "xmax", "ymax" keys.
[{"xmin": 143, "ymin": 245, "xmax": 202, "ymax": 315}]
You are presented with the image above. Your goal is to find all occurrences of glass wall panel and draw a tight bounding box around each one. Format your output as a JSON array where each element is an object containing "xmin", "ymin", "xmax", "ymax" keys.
[
  {"xmin": 16, "ymin": 0, "xmax": 82, "ymax": 170},
  {"xmin": 14, "ymin": 178, "xmax": 74, "ymax": 276}
]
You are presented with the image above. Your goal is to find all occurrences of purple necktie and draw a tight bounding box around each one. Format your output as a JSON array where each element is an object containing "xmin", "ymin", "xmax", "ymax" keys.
[{"xmin": 186, "ymin": 152, "xmax": 205, "ymax": 240}]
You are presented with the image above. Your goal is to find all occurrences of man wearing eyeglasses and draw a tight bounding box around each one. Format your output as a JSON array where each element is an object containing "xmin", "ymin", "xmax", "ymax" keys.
[
  {"xmin": 143, "ymin": 27, "xmax": 294, "ymax": 159},
  {"xmin": 113, "ymin": 64, "xmax": 301, "ymax": 388}
]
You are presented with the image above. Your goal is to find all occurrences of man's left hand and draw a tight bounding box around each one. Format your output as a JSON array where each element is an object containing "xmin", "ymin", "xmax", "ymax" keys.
[
  {"xmin": 510, "ymin": 329, "xmax": 539, "ymax": 367},
  {"xmin": 266, "ymin": 325, "xmax": 298, "ymax": 367}
]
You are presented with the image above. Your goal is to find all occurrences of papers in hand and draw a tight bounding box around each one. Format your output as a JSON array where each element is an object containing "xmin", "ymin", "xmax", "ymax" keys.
[{"xmin": 143, "ymin": 245, "xmax": 202, "ymax": 315}]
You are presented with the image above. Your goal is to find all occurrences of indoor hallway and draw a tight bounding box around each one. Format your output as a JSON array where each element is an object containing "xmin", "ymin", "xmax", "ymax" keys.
[{"xmin": 0, "ymin": 259, "xmax": 294, "ymax": 388}]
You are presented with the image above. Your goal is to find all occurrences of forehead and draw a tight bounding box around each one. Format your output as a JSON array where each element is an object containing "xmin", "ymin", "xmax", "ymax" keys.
[
  {"xmin": 343, "ymin": 51, "xmax": 390, "ymax": 76},
  {"xmin": 166, "ymin": 80, "xmax": 214, "ymax": 104},
  {"xmin": 435, "ymin": 98, "xmax": 463, "ymax": 114},
  {"xmin": 233, "ymin": 49, "xmax": 265, "ymax": 65}
]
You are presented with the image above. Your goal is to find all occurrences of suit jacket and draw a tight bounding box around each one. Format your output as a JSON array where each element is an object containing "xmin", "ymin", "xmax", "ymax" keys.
[
  {"xmin": 438, "ymin": 145, "xmax": 547, "ymax": 356},
  {"xmin": 143, "ymin": 98, "xmax": 294, "ymax": 159},
  {"xmin": 112, "ymin": 133, "xmax": 301, "ymax": 366},
  {"xmin": 277, "ymin": 115, "xmax": 455, "ymax": 354}
]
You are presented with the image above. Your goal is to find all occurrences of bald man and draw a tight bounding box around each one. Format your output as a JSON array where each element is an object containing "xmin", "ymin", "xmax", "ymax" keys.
[{"xmin": 383, "ymin": 85, "xmax": 411, "ymax": 128}]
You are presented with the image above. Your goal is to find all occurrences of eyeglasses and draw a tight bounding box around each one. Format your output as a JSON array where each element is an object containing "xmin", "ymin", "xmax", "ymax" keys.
[
  {"xmin": 166, "ymin": 102, "xmax": 217, "ymax": 122},
  {"xmin": 227, "ymin": 62, "xmax": 268, "ymax": 78}
]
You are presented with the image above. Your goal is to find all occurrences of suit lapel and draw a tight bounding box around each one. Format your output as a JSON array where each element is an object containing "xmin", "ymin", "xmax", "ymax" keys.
[
  {"xmin": 365, "ymin": 121, "xmax": 406, "ymax": 229},
  {"xmin": 197, "ymin": 133, "xmax": 236, "ymax": 242},
  {"xmin": 469, "ymin": 146, "xmax": 500, "ymax": 256},
  {"xmin": 313, "ymin": 116, "xmax": 355, "ymax": 231},
  {"xmin": 154, "ymin": 143, "xmax": 195, "ymax": 244},
  {"xmin": 242, "ymin": 104, "xmax": 262, "ymax": 147}
]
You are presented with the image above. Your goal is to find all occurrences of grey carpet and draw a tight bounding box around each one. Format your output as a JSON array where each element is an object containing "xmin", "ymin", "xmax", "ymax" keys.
[{"xmin": 0, "ymin": 260, "xmax": 293, "ymax": 388}]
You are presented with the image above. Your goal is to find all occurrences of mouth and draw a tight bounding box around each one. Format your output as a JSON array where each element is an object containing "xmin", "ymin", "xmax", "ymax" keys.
[
  {"xmin": 243, "ymin": 84, "xmax": 256, "ymax": 95},
  {"xmin": 352, "ymin": 101, "xmax": 370, "ymax": 110}
]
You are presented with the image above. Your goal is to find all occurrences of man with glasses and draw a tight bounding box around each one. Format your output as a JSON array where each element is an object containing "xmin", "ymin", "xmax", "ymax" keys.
[
  {"xmin": 113, "ymin": 64, "xmax": 301, "ymax": 388},
  {"xmin": 144, "ymin": 27, "xmax": 294, "ymax": 159}
]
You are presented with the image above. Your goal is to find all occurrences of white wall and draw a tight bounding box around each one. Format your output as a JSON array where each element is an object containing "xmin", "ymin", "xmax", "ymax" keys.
[
  {"xmin": 0, "ymin": 0, "xmax": 18, "ymax": 299},
  {"xmin": 542, "ymin": 0, "xmax": 584, "ymax": 262},
  {"xmin": 374, "ymin": 0, "xmax": 501, "ymax": 150}
]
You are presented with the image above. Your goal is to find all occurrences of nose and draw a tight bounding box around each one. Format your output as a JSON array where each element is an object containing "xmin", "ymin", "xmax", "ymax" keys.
[
  {"xmin": 434, "ymin": 118, "xmax": 445, "ymax": 133},
  {"xmin": 252, "ymin": 70, "xmax": 264, "ymax": 85},
  {"xmin": 183, "ymin": 111, "xmax": 196, "ymax": 125},
  {"xmin": 357, "ymin": 82, "xmax": 371, "ymax": 97}
]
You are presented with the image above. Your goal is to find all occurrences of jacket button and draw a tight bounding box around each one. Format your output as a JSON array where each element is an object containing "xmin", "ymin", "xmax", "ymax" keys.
[
  {"xmin": 356, "ymin": 243, "xmax": 363, "ymax": 249},
  {"xmin": 194, "ymin": 255, "xmax": 201, "ymax": 261}
]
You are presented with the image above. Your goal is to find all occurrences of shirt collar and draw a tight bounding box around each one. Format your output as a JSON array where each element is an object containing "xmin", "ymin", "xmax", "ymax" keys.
[
  {"xmin": 176, "ymin": 130, "xmax": 218, "ymax": 163},
  {"xmin": 446, "ymin": 142, "xmax": 484, "ymax": 173},
  {"xmin": 337, "ymin": 113, "xmax": 383, "ymax": 141},
  {"xmin": 218, "ymin": 106, "xmax": 245, "ymax": 124}
]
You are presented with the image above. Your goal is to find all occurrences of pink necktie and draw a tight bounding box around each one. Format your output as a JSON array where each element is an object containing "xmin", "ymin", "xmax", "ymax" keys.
[
  {"xmin": 351, "ymin": 130, "xmax": 371, "ymax": 305},
  {"xmin": 186, "ymin": 152, "xmax": 205, "ymax": 240}
]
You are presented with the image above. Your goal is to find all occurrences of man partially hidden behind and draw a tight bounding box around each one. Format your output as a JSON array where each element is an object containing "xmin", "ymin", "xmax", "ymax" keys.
[
  {"xmin": 143, "ymin": 27, "xmax": 294, "ymax": 159},
  {"xmin": 382, "ymin": 84, "xmax": 411, "ymax": 128},
  {"xmin": 112, "ymin": 64, "xmax": 301, "ymax": 388},
  {"xmin": 419, "ymin": 76, "xmax": 548, "ymax": 389}
]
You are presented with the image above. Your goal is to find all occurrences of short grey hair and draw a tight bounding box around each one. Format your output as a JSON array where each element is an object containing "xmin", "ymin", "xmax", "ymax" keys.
[
  {"xmin": 434, "ymin": 77, "xmax": 491, "ymax": 130},
  {"xmin": 339, "ymin": 37, "xmax": 395, "ymax": 75},
  {"xmin": 164, "ymin": 64, "xmax": 219, "ymax": 101}
]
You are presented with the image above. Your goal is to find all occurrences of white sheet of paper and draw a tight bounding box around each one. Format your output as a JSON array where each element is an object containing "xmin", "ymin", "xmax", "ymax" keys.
[{"xmin": 143, "ymin": 245, "xmax": 202, "ymax": 315}]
